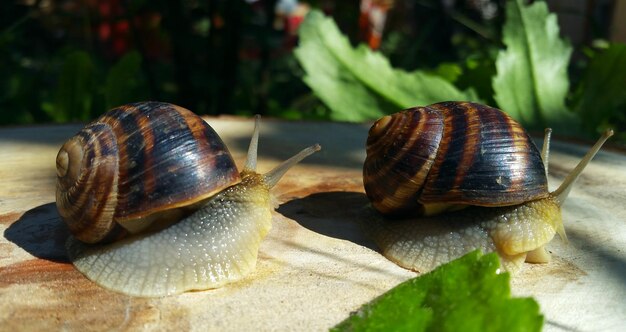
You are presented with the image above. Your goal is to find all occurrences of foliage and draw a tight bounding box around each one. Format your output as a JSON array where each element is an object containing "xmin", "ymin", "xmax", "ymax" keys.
[
  {"xmin": 0, "ymin": 0, "xmax": 623, "ymax": 143},
  {"xmin": 332, "ymin": 251, "xmax": 543, "ymax": 332},
  {"xmin": 295, "ymin": 1, "xmax": 624, "ymax": 141},
  {"xmin": 572, "ymin": 43, "xmax": 626, "ymax": 139},
  {"xmin": 37, "ymin": 50, "xmax": 147, "ymax": 123},
  {"xmin": 295, "ymin": 10, "xmax": 478, "ymax": 122},
  {"xmin": 0, "ymin": 0, "xmax": 315, "ymax": 124},
  {"xmin": 104, "ymin": 51, "xmax": 148, "ymax": 111},
  {"xmin": 42, "ymin": 50, "xmax": 96, "ymax": 122},
  {"xmin": 493, "ymin": 0, "xmax": 575, "ymax": 131}
]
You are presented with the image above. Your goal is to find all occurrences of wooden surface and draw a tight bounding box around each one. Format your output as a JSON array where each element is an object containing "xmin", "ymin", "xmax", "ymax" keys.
[{"xmin": 1, "ymin": 117, "xmax": 625, "ymax": 331}]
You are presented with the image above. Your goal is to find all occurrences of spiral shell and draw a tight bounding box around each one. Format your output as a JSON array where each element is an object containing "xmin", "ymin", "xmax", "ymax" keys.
[
  {"xmin": 56, "ymin": 101, "xmax": 240, "ymax": 243},
  {"xmin": 363, "ymin": 101, "xmax": 548, "ymax": 216}
]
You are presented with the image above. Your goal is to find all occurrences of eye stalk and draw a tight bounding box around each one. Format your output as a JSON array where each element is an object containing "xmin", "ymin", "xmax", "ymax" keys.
[{"xmin": 552, "ymin": 129, "xmax": 614, "ymax": 206}]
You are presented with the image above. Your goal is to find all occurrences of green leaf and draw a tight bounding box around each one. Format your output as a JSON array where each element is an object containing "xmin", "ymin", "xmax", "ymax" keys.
[
  {"xmin": 457, "ymin": 57, "xmax": 497, "ymax": 106},
  {"xmin": 45, "ymin": 50, "xmax": 95, "ymax": 122},
  {"xmin": 295, "ymin": 10, "xmax": 478, "ymax": 122},
  {"xmin": 427, "ymin": 63, "xmax": 463, "ymax": 83},
  {"xmin": 493, "ymin": 0, "xmax": 575, "ymax": 131},
  {"xmin": 105, "ymin": 51, "xmax": 147, "ymax": 110},
  {"xmin": 572, "ymin": 43, "xmax": 626, "ymax": 135},
  {"xmin": 332, "ymin": 251, "xmax": 543, "ymax": 332}
]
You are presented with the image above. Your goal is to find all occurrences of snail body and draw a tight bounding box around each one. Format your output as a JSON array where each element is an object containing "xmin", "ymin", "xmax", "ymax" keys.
[
  {"xmin": 363, "ymin": 101, "xmax": 612, "ymax": 272},
  {"xmin": 57, "ymin": 102, "xmax": 320, "ymax": 296},
  {"xmin": 367, "ymin": 194, "xmax": 562, "ymax": 271},
  {"xmin": 67, "ymin": 171, "xmax": 273, "ymax": 296}
]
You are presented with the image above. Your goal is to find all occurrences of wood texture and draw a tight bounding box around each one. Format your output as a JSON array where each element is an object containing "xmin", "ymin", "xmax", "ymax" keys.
[{"xmin": 1, "ymin": 117, "xmax": 625, "ymax": 331}]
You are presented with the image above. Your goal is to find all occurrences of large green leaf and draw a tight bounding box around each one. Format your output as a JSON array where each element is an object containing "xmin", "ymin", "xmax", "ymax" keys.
[
  {"xmin": 573, "ymin": 43, "xmax": 626, "ymax": 135},
  {"xmin": 332, "ymin": 251, "xmax": 543, "ymax": 332},
  {"xmin": 295, "ymin": 10, "xmax": 478, "ymax": 122},
  {"xmin": 493, "ymin": 0, "xmax": 575, "ymax": 131}
]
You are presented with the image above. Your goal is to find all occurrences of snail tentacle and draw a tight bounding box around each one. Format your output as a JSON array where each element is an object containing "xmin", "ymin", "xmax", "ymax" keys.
[
  {"xmin": 244, "ymin": 115, "xmax": 261, "ymax": 172},
  {"xmin": 263, "ymin": 144, "xmax": 321, "ymax": 188},
  {"xmin": 552, "ymin": 129, "xmax": 614, "ymax": 206},
  {"xmin": 541, "ymin": 128, "xmax": 552, "ymax": 175}
]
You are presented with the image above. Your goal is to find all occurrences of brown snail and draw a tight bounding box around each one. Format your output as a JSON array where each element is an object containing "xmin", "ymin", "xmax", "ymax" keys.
[
  {"xmin": 56, "ymin": 101, "xmax": 320, "ymax": 297},
  {"xmin": 363, "ymin": 101, "xmax": 613, "ymax": 272}
]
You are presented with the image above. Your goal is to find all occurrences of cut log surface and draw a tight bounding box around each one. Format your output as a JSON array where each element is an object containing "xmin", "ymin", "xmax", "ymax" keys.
[{"xmin": 1, "ymin": 117, "xmax": 625, "ymax": 331}]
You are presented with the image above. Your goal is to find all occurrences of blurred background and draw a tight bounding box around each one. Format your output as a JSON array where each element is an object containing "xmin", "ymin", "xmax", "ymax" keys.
[{"xmin": 0, "ymin": 0, "xmax": 624, "ymax": 141}]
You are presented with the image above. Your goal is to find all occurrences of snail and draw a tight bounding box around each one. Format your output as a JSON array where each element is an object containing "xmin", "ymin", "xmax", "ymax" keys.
[
  {"xmin": 363, "ymin": 101, "xmax": 613, "ymax": 272},
  {"xmin": 56, "ymin": 101, "xmax": 320, "ymax": 297}
]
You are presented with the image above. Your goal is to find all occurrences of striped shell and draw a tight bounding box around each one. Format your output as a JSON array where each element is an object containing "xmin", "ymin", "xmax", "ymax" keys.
[
  {"xmin": 363, "ymin": 101, "xmax": 548, "ymax": 216},
  {"xmin": 56, "ymin": 102, "xmax": 240, "ymax": 243}
]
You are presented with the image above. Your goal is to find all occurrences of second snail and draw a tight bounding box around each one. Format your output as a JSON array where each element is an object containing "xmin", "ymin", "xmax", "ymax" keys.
[{"xmin": 363, "ymin": 101, "xmax": 612, "ymax": 273}]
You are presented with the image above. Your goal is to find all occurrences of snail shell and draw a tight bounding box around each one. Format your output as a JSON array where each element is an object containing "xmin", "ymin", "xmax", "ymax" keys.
[
  {"xmin": 364, "ymin": 101, "xmax": 547, "ymax": 216},
  {"xmin": 56, "ymin": 101, "xmax": 239, "ymax": 243},
  {"xmin": 363, "ymin": 101, "xmax": 613, "ymax": 272}
]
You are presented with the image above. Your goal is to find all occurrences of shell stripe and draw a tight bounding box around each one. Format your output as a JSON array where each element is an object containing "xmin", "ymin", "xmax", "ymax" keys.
[
  {"xmin": 420, "ymin": 102, "xmax": 548, "ymax": 206},
  {"xmin": 58, "ymin": 123, "xmax": 121, "ymax": 242},
  {"xmin": 117, "ymin": 105, "xmax": 147, "ymax": 215},
  {"xmin": 364, "ymin": 114, "xmax": 403, "ymax": 211},
  {"xmin": 364, "ymin": 108, "xmax": 443, "ymax": 214},
  {"xmin": 365, "ymin": 113, "xmax": 405, "ymax": 156},
  {"xmin": 177, "ymin": 105, "xmax": 240, "ymax": 192},
  {"xmin": 458, "ymin": 105, "xmax": 547, "ymax": 204},
  {"xmin": 94, "ymin": 102, "xmax": 239, "ymax": 221},
  {"xmin": 96, "ymin": 104, "xmax": 150, "ymax": 218},
  {"xmin": 422, "ymin": 102, "xmax": 471, "ymax": 197},
  {"xmin": 99, "ymin": 102, "xmax": 199, "ymax": 219},
  {"xmin": 135, "ymin": 109, "xmax": 157, "ymax": 200},
  {"xmin": 452, "ymin": 104, "xmax": 481, "ymax": 190},
  {"xmin": 501, "ymin": 112, "xmax": 548, "ymax": 202},
  {"xmin": 458, "ymin": 104, "xmax": 513, "ymax": 198},
  {"xmin": 139, "ymin": 103, "xmax": 198, "ymax": 212}
]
